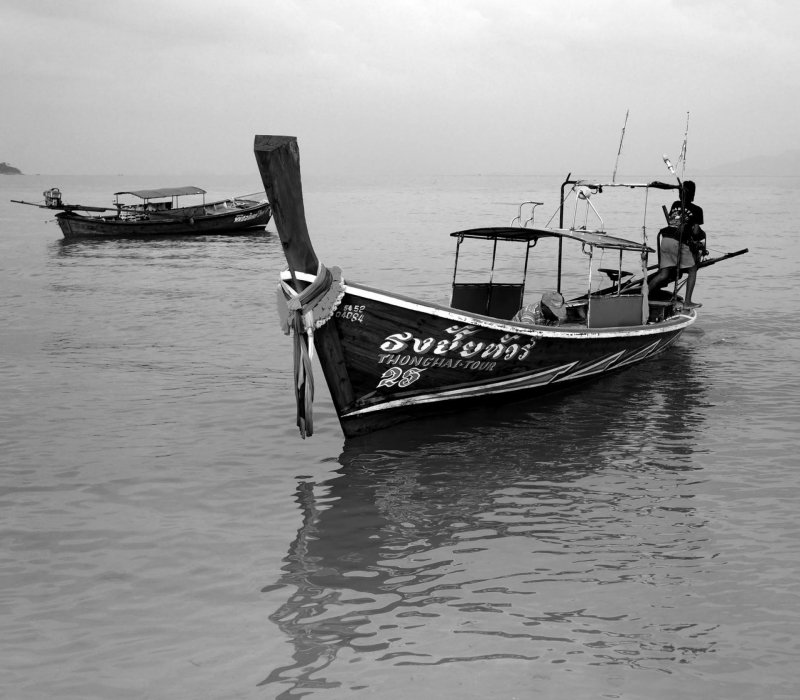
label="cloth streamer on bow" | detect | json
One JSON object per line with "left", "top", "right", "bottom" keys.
{"left": 276, "top": 263, "right": 344, "bottom": 438}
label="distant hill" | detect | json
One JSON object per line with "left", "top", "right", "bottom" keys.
{"left": 701, "top": 150, "right": 800, "bottom": 176}
{"left": 0, "top": 161, "right": 23, "bottom": 175}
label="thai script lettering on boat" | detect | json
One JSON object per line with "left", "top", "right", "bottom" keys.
{"left": 378, "top": 324, "right": 535, "bottom": 363}
{"left": 374, "top": 324, "right": 537, "bottom": 389}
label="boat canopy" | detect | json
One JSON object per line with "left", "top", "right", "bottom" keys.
{"left": 450, "top": 226, "right": 654, "bottom": 253}
{"left": 113, "top": 186, "right": 206, "bottom": 200}
{"left": 571, "top": 180, "right": 678, "bottom": 191}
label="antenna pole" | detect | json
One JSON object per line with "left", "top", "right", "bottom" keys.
{"left": 612, "top": 109, "right": 629, "bottom": 183}
{"left": 678, "top": 111, "right": 690, "bottom": 179}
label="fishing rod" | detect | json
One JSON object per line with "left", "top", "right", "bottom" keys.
{"left": 612, "top": 109, "right": 629, "bottom": 183}
{"left": 677, "top": 111, "right": 690, "bottom": 179}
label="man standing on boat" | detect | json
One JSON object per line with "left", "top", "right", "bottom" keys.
{"left": 648, "top": 180, "right": 706, "bottom": 309}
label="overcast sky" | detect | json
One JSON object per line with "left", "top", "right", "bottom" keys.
{"left": 2, "top": 0, "right": 797, "bottom": 178}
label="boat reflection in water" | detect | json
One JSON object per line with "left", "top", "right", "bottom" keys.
{"left": 260, "top": 344, "right": 719, "bottom": 696}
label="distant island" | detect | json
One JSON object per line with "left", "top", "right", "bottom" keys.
{"left": 701, "top": 150, "right": 800, "bottom": 177}
{"left": 0, "top": 161, "right": 22, "bottom": 175}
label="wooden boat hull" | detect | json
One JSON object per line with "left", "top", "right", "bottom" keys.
{"left": 55, "top": 200, "right": 271, "bottom": 239}
{"left": 302, "top": 273, "right": 695, "bottom": 437}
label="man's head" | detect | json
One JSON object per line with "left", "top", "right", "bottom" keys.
{"left": 541, "top": 290, "right": 566, "bottom": 323}
{"left": 682, "top": 180, "right": 696, "bottom": 202}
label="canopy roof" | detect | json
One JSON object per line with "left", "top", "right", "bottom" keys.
{"left": 450, "top": 226, "right": 654, "bottom": 253}
{"left": 571, "top": 180, "right": 678, "bottom": 190}
{"left": 113, "top": 186, "right": 206, "bottom": 200}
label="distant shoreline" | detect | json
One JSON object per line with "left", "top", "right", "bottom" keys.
{"left": 0, "top": 162, "right": 23, "bottom": 175}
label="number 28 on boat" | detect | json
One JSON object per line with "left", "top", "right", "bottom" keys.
{"left": 255, "top": 135, "right": 746, "bottom": 438}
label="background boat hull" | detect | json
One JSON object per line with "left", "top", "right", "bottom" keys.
{"left": 55, "top": 202, "right": 271, "bottom": 238}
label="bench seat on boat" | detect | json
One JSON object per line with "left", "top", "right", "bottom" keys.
{"left": 588, "top": 294, "right": 644, "bottom": 328}
{"left": 451, "top": 282, "right": 524, "bottom": 320}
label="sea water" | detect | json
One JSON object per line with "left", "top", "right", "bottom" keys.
{"left": 1, "top": 171, "right": 799, "bottom": 699}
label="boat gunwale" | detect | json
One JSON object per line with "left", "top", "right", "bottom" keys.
{"left": 282, "top": 270, "right": 697, "bottom": 339}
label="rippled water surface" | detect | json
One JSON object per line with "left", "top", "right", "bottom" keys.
{"left": 1, "top": 172, "right": 799, "bottom": 699}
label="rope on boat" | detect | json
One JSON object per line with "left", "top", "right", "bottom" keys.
{"left": 276, "top": 263, "right": 345, "bottom": 438}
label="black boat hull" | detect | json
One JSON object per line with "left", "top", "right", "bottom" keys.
{"left": 55, "top": 201, "right": 271, "bottom": 239}
{"left": 299, "top": 275, "right": 694, "bottom": 437}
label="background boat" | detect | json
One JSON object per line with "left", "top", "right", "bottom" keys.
{"left": 14, "top": 184, "right": 271, "bottom": 238}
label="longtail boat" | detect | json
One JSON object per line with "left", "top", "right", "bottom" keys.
{"left": 255, "top": 135, "right": 747, "bottom": 438}
{"left": 12, "top": 186, "right": 271, "bottom": 239}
